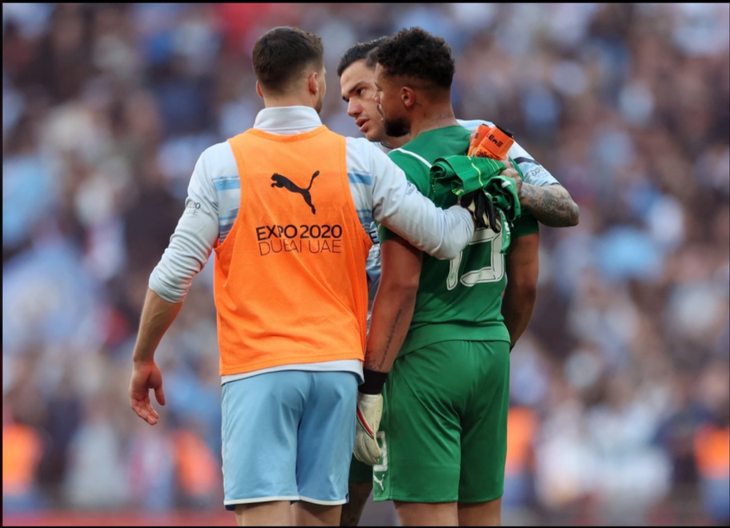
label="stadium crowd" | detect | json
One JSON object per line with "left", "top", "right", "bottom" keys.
{"left": 3, "top": 3, "right": 728, "bottom": 525}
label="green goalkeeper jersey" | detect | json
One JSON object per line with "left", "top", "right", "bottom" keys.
{"left": 379, "top": 125, "right": 538, "bottom": 356}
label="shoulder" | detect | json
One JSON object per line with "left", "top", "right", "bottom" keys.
{"left": 388, "top": 147, "right": 430, "bottom": 171}
{"left": 456, "top": 118, "right": 494, "bottom": 132}
{"left": 345, "top": 136, "right": 390, "bottom": 173}
{"left": 345, "top": 136, "right": 382, "bottom": 156}
{"left": 387, "top": 148, "right": 432, "bottom": 192}
{"left": 198, "top": 141, "right": 238, "bottom": 179}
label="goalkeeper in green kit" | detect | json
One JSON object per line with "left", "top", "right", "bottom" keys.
{"left": 353, "top": 28, "right": 540, "bottom": 527}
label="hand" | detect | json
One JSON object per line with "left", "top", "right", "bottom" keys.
{"left": 354, "top": 392, "right": 383, "bottom": 465}
{"left": 500, "top": 166, "right": 522, "bottom": 197}
{"left": 129, "top": 360, "right": 166, "bottom": 425}
{"left": 459, "top": 190, "right": 501, "bottom": 232}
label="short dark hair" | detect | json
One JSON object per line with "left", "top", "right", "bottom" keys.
{"left": 336, "top": 37, "right": 388, "bottom": 77}
{"left": 252, "top": 27, "right": 324, "bottom": 95}
{"left": 375, "top": 27, "right": 455, "bottom": 90}
{"left": 365, "top": 48, "right": 379, "bottom": 70}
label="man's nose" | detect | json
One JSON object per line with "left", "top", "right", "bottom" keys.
{"left": 347, "top": 100, "right": 361, "bottom": 118}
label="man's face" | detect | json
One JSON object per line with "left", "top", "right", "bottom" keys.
{"left": 340, "top": 60, "right": 386, "bottom": 142}
{"left": 374, "top": 63, "right": 410, "bottom": 139}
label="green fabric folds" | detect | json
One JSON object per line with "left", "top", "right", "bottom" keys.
{"left": 431, "top": 156, "right": 522, "bottom": 253}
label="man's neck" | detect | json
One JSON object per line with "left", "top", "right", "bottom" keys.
{"left": 381, "top": 135, "right": 410, "bottom": 150}
{"left": 409, "top": 101, "right": 458, "bottom": 139}
{"left": 263, "top": 95, "right": 315, "bottom": 110}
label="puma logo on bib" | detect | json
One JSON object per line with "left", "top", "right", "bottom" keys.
{"left": 271, "top": 171, "right": 320, "bottom": 214}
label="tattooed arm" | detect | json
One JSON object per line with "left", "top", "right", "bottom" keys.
{"left": 464, "top": 125, "right": 579, "bottom": 227}
{"left": 352, "top": 236, "right": 421, "bottom": 468}
{"left": 505, "top": 167, "right": 580, "bottom": 227}
{"left": 364, "top": 236, "right": 422, "bottom": 373}
{"left": 520, "top": 183, "right": 580, "bottom": 227}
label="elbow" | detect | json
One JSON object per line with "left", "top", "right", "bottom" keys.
{"left": 380, "top": 276, "right": 420, "bottom": 303}
{"left": 400, "top": 285, "right": 419, "bottom": 305}
{"left": 569, "top": 201, "right": 580, "bottom": 227}
{"left": 547, "top": 186, "right": 580, "bottom": 227}
{"left": 526, "top": 283, "right": 538, "bottom": 304}
{"left": 433, "top": 228, "right": 472, "bottom": 261}
{"left": 433, "top": 246, "right": 460, "bottom": 261}
{"left": 519, "top": 282, "right": 538, "bottom": 303}
{"left": 149, "top": 268, "right": 189, "bottom": 304}
{"left": 398, "top": 278, "right": 421, "bottom": 301}
{"left": 427, "top": 238, "right": 461, "bottom": 261}
{"left": 507, "top": 280, "right": 538, "bottom": 305}
{"left": 432, "top": 206, "right": 474, "bottom": 260}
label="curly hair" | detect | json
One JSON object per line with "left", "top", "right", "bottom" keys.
{"left": 337, "top": 37, "right": 388, "bottom": 77}
{"left": 374, "top": 27, "right": 455, "bottom": 90}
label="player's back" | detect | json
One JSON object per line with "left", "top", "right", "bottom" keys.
{"left": 381, "top": 125, "right": 536, "bottom": 357}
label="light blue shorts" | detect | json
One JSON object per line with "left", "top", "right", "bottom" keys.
{"left": 222, "top": 370, "right": 358, "bottom": 509}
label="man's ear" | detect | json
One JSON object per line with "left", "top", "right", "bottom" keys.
{"left": 256, "top": 81, "right": 264, "bottom": 99}
{"left": 401, "top": 86, "right": 417, "bottom": 109}
{"left": 308, "top": 71, "right": 319, "bottom": 96}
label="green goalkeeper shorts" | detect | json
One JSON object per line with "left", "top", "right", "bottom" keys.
{"left": 372, "top": 340, "right": 510, "bottom": 503}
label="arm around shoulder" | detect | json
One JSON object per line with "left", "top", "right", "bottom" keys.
{"left": 366, "top": 142, "right": 475, "bottom": 259}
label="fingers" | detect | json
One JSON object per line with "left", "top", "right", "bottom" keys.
{"left": 354, "top": 433, "right": 381, "bottom": 466}
{"left": 461, "top": 193, "right": 487, "bottom": 230}
{"left": 129, "top": 362, "right": 164, "bottom": 424}
{"left": 353, "top": 444, "right": 370, "bottom": 465}
{"left": 366, "top": 439, "right": 381, "bottom": 464}
{"left": 353, "top": 451, "right": 372, "bottom": 465}
{"left": 154, "top": 386, "right": 166, "bottom": 407}
{"left": 130, "top": 393, "right": 159, "bottom": 425}
{"left": 487, "top": 201, "right": 501, "bottom": 233}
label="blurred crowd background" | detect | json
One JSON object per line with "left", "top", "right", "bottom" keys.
{"left": 2, "top": 3, "right": 729, "bottom": 526}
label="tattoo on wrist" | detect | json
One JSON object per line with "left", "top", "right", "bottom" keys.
{"left": 365, "top": 309, "right": 403, "bottom": 371}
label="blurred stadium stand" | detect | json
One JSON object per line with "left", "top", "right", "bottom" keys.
{"left": 3, "top": 3, "right": 729, "bottom": 526}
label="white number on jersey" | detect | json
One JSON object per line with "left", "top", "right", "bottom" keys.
{"left": 446, "top": 228, "right": 504, "bottom": 290}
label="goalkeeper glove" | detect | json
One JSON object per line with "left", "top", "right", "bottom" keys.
{"left": 354, "top": 392, "right": 383, "bottom": 466}
{"left": 468, "top": 124, "right": 514, "bottom": 159}
{"left": 459, "top": 190, "right": 502, "bottom": 232}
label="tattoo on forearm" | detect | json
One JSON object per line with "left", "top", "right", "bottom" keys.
{"left": 520, "top": 184, "right": 579, "bottom": 227}
{"left": 366, "top": 309, "right": 403, "bottom": 372}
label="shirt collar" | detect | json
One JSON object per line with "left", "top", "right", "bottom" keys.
{"left": 253, "top": 106, "right": 323, "bottom": 134}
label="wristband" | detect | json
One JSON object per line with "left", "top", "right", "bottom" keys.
{"left": 359, "top": 369, "right": 388, "bottom": 395}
